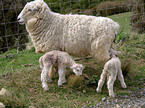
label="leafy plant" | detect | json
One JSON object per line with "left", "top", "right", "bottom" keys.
{"left": 116, "top": 32, "right": 130, "bottom": 43}
{"left": 130, "top": 0, "right": 145, "bottom": 33}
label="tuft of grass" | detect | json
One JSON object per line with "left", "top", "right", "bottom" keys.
{"left": 121, "top": 59, "right": 133, "bottom": 77}
{"left": 67, "top": 75, "right": 85, "bottom": 88}
{"left": 116, "top": 90, "right": 130, "bottom": 96}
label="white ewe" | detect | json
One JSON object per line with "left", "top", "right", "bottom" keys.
{"left": 17, "top": 0, "right": 120, "bottom": 61}
{"left": 96, "top": 49, "right": 127, "bottom": 97}
{"left": 39, "top": 50, "right": 85, "bottom": 91}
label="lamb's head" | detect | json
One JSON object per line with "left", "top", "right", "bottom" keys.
{"left": 17, "top": 0, "right": 48, "bottom": 25}
{"left": 70, "top": 64, "right": 85, "bottom": 76}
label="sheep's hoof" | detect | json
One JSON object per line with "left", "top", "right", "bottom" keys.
{"left": 62, "top": 80, "right": 67, "bottom": 84}
{"left": 96, "top": 88, "right": 101, "bottom": 93}
{"left": 58, "top": 84, "right": 63, "bottom": 87}
{"left": 48, "top": 79, "right": 52, "bottom": 83}
{"left": 109, "top": 94, "right": 115, "bottom": 98}
{"left": 58, "top": 81, "right": 63, "bottom": 86}
{"left": 44, "top": 89, "right": 49, "bottom": 92}
{"left": 43, "top": 88, "right": 49, "bottom": 92}
{"left": 122, "top": 84, "right": 127, "bottom": 88}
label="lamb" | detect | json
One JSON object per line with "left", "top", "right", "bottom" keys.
{"left": 96, "top": 49, "right": 127, "bottom": 97}
{"left": 39, "top": 50, "right": 85, "bottom": 91}
{"left": 17, "top": 0, "right": 120, "bottom": 61}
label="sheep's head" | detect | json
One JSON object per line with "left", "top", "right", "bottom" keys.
{"left": 70, "top": 64, "right": 85, "bottom": 76}
{"left": 17, "top": 0, "right": 45, "bottom": 25}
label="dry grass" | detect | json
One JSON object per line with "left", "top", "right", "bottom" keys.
{"left": 67, "top": 75, "right": 85, "bottom": 88}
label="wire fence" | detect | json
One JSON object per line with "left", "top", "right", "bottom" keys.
{"left": 0, "top": 0, "right": 144, "bottom": 75}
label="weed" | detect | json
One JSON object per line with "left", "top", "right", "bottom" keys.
{"left": 116, "top": 31, "right": 130, "bottom": 43}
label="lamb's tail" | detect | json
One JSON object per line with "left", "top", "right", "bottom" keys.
{"left": 48, "top": 65, "right": 53, "bottom": 78}
{"left": 39, "top": 56, "right": 43, "bottom": 69}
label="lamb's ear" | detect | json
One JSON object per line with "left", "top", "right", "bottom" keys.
{"left": 109, "top": 49, "right": 121, "bottom": 56}
{"left": 80, "top": 64, "right": 85, "bottom": 69}
{"left": 82, "top": 65, "right": 85, "bottom": 69}
{"left": 115, "top": 51, "right": 121, "bottom": 55}
{"left": 70, "top": 65, "right": 75, "bottom": 69}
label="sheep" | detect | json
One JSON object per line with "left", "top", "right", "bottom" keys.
{"left": 39, "top": 50, "right": 85, "bottom": 91}
{"left": 96, "top": 49, "right": 127, "bottom": 97}
{"left": 17, "top": 0, "right": 120, "bottom": 62}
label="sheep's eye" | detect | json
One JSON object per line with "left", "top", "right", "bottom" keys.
{"left": 33, "top": 9, "right": 39, "bottom": 12}
{"left": 28, "top": 9, "right": 31, "bottom": 11}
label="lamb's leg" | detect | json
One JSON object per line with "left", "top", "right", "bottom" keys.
{"left": 58, "top": 66, "right": 66, "bottom": 86}
{"left": 107, "top": 70, "right": 117, "bottom": 97}
{"left": 62, "top": 67, "right": 66, "bottom": 84}
{"left": 118, "top": 69, "right": 127, "bottom": 88}
{"left": 41, "top": 64, "right": 52, "bottom": 91}
{"left": 96, "top": 69, "right": 107, "bottom": 93}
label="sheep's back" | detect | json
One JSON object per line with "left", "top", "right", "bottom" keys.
{"left": 60, "top": 15, "right": 119, "bottom": 57}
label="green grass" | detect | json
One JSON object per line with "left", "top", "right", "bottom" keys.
{"left": 108, "top": 12, "right": 132, "bottom": 34}
{"left": 0, "top": 12, "right": 145, "bottom": 107}
{"left": 0, "top": 48, "right": 43, "bottom": 74}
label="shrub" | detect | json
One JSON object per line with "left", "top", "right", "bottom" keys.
{"left": 97, "top": 1, "right": 132, "bottom": 16}
{"left": 116, "top": 32, "right": 130, "bottom": 44}
{"left": 84, "top": 8, "right": 97, "bottom": 16}
{"left": 130, "top": 0, "right": 145, "bottom": 33}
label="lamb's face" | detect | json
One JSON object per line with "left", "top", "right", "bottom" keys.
{"left": 71, "top": 64, "right": 85, "bottom": 76}
{"left": 17, "top": 0, "right": 44, "bottom": 25}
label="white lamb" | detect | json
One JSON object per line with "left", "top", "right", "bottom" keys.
{"left": 96, "top": 49, "right": 127, "bottom": 97}
{"left": 39, "top": 50, "right": 85, "bottom": 91}
{"left": 17, "top": 0, "right": 120, "bottom": 61}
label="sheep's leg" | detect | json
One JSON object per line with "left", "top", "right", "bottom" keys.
{"left": 118, "top": 69, "right": 127, "bottom": 88}
{"left": 62, "top": 67, "right": 66, "bottom": 84}
{"left": 41, "top": 64, "right": 52, "bottom": 91}
{"left": 91, "top": 38, "right": 111, "bottom": 61}
{"left": 58, "top": 66, "right": 65, "bottom": 86}
{"left": 96, "top": 69, "right": 107, "bottom": 93}
{"left": 107, "top": 70, "right": 117, "bottom": 97}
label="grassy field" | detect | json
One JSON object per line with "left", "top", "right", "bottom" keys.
{"left": 0, "top": 12, "right": 145, "bottom": 107}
